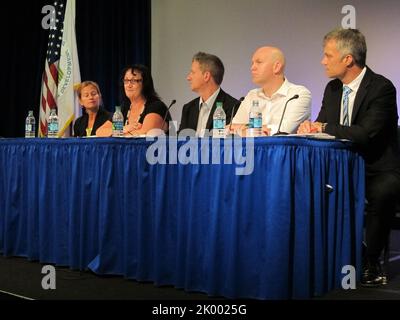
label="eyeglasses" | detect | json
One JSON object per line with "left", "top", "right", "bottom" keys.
{"left": 123, "top": 78, "right": 143, "bottom": 85}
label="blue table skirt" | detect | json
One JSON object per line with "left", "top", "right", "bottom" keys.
{"left": 0, "top": 137, "right": 365, "bottom": 299}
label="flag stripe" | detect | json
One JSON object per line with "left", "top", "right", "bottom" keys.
{"left": 49, "top": 63, "right": 58, "bottom": 85}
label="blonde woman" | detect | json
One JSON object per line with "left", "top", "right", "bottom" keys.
{"left": 73, "top": 81, "right": 111, "bottom": 137}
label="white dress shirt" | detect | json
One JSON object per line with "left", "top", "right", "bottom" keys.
{"left": 340, "top": 67, "right": 367, "bottom": 125}
{"left": 196, "top": 87, "right": 220, "bottom": 137}
{"left": 232, "top": 79, "right": 311, "bottom": 134}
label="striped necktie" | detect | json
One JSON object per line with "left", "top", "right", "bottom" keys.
{"left": 342, "top": 86, "right": 352, "bottom": 126}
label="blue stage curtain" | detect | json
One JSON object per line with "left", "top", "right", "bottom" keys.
{"left": 0, "top": 137, "right": 364, "bottom": 299}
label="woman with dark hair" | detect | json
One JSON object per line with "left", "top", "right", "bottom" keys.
{"left": 97, "top": 65, "right": 171, "bottom": 137}
{"left": 73, "top": 81, "right": 112, "bottom": 137}
{"left": 121, "top": 64, "right": 171, "bottom": 135}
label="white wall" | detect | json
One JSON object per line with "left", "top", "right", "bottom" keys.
{"left": 152, "top": 0, "right": 400, "bottom": 125}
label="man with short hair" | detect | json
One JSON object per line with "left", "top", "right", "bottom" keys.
{"left": 179, "top": 52, "right": 239, "bottom": 136}
{"left": 298, "top": 28, "right": 400, "bottom": 287}
{"left": 231, "top": 46, "right": 311, "bottom": 135}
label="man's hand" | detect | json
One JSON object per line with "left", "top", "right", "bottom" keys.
{"left": 297, "top": 120, "right": 312, "bottom": 134}
{"left": 312, "top": 122, "right": 323, "bottom": 133}
{"left": 228, "top": 123, "right": 248, "bottom": 137}
{"left": 297, "top": 121, "right": 323, "bottom": 134}
{"left": 262, "top": 125, "right": 271, "bottom": 136}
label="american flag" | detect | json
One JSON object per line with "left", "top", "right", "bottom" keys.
{"left": 39, "top": 0, "right": 80, "bottom": 137}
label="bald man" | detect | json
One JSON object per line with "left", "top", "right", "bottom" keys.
{"left": 231, "top": 46, "right": 311, "bottom": 135}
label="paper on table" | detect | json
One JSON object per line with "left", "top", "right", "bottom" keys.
{"left": 123, "top": 134, "right": 147, "bottom": 138}
{"left": 286, "top": 133, "right": 337, "bottom": 139}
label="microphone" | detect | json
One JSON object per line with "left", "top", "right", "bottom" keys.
{"left": 273, "top": 94, "right": 299, "bottom": 135}
{"left": 161, "top": 99, "right": 176, "bottom": 132}
{"left": 228, "top": 97, "right": 245, "bottom": 133}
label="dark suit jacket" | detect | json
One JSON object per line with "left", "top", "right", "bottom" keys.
{"left": 316, "top": 67, "right": 400, "bottom": 173}
{"left": 73, "top": 108, "right": 111, "bottom": 137}
{"left": 179, "top": 89, "right": 239, "bottom": 132}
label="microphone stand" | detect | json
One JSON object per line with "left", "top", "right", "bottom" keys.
{"left": 161, "top": 99, "right": 176, "bottom": 133}
{"left": 273, "top": 94, "right": 299, "bottom": 136}
{"left": 228, "top": 97, "right": 245, "bottom": 134}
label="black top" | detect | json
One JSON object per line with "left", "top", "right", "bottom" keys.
{"left": 140, "top": 100, "right": 171, "bottom": 124}
{"left": 73, "top": 108, "right": 112, "bottom": 137}
{"left": 122, "top": 100, "right": 171, "bottom": 125}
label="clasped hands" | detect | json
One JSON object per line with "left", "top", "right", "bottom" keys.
{"left": 124, "top": 122, "right": 143, "bottom": 136}
{"left": 297, "top": 121, "right": 323, "bottom": 134}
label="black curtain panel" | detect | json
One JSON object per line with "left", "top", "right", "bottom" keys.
{"left": 0, "top": 0, "right": 150, "bottom": 138}
{"left": 76, "top": 0, "right": 151, "bottom": 112}
{"left": 0, "top": 0, "right": 49, "bottom": 138}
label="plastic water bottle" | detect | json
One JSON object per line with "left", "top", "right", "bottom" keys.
{"left": 112, "top": 106, "right": 124, "bottom": 137}
{"left": 25, "top": 110, "right": 36, "bottom": 138}
{"left": 212, "top": 102, "right": 226, "bottom": 138}
{"left": 248, "top": 100, "right": 262, "bottom": 137}
{"left": 48, "top": 109, "right": 59, "bottom": 138}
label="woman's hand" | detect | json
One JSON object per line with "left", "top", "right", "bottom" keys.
{"left": 123, "top": 122, "right": 142, "bottom": 135}
{"left": 96, "top": 120, "right": 112, "bottom": 137}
